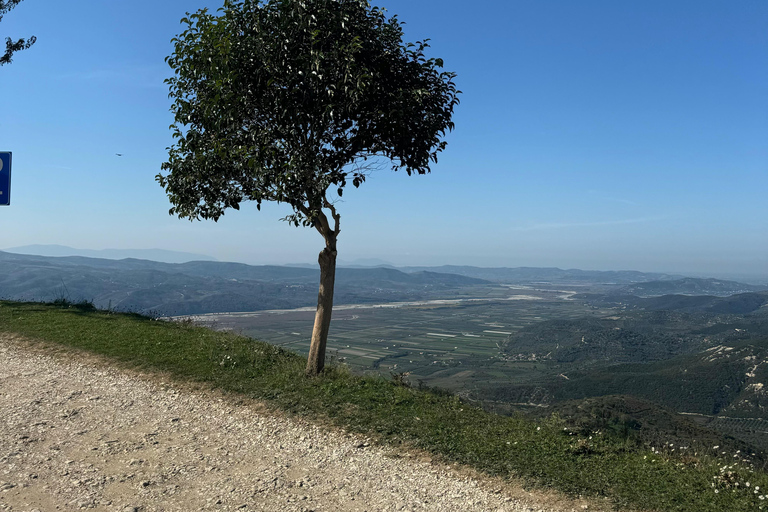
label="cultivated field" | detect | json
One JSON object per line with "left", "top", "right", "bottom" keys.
{"left": 185, "top": 285, "right": 614, "bottom": 393}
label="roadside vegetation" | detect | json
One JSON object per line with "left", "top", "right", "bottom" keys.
{"left": 1, "top": 299, "right": 767, "bottom": 512}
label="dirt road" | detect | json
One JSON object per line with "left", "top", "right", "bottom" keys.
{"left": 0, "top": 334, "right": 597, "bottom": 512}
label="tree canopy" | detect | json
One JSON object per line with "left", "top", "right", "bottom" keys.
{"left": 0, "top": 0, "right": 35, "bottom": 66}
{"left": 158, "top": 0, "right": 459, "bottom": 374}
{"left": 159, "top": 0, "right": 458, "bottom": 225}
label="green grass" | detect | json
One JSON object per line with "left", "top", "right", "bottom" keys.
{"left": 2, "top": 300, "right": 767, "bottom": 512}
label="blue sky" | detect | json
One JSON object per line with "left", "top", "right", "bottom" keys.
{"left": 1, "top": 0, "right": 766, "bottom": 278}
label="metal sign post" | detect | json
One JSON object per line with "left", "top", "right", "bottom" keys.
{"left": 0, "top": 152, "right": 11, "bottom": 206}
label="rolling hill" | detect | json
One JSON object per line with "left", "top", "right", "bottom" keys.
{"left": 0, "top": 251, "right": 489, "bottom": 316}
{"left": 617, "top": 277, "right": 767, "bottom": 297}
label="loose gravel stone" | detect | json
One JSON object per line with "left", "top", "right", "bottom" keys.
{"left": 0, "top": 335, "right": 603, "bottom": 511}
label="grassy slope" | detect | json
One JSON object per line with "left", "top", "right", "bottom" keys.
{"left": 1, "top": 300, "right": 767, "bottom": 512}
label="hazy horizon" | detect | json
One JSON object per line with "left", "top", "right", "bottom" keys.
{"left": 3, "top": 243, "right": 767, "bottom": 284}
{"left": 1, "top": 1, "right": 765, "bottom": 281}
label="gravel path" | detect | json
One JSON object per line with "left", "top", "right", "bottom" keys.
{"left": 0, "top": 335, "right": 598, "bottom": 512}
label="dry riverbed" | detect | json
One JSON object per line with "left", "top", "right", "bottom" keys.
{"left": 0, "top": 334, "right": 609, "bottom": 512}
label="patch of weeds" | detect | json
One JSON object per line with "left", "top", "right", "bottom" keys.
{"left": 390, "top": 371, "right": 411, "bottom": 387}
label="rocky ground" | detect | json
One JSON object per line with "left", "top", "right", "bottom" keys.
{"left": 0, "top": 334, "right": 609, "bottom": 512}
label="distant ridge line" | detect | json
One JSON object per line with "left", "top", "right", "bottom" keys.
{"left": 3, "top": 244, "right": 217, "bottom": 264}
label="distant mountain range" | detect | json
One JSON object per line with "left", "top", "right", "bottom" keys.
{"left": 3, "top": 244, "right": 217, "bottom": 264}
{"left": 0, "top": 251, "right": 488, "bottom": 316}
{"left": 1, "top": 249, "right": 765, "bottom": 317}
{"left": 398, "top": 265, "right": 681, "bottom": 284}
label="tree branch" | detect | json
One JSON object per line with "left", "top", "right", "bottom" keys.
{"left": 296, "top": 200, "right": 332, "bottom": 242}
{"left": 323, "top": 195, "right": 341, "bottom": 236}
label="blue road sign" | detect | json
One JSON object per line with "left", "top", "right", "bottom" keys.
{"left": 0, "top": 152, "right": 10, "bottom": 206}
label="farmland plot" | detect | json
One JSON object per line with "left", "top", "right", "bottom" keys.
{"left": 186, "top": 289, "right": 610, "bottom": 392}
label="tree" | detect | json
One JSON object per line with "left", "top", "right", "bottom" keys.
{"left": 158, "top": 0, "right": 459, "bottom": 375}
{"left": 0, "top": 0, "right": 35, "bottom": 65}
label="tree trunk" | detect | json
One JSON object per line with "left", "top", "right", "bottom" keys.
{"left": 305, "top": 240, "right": 337, "bottom": 376}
